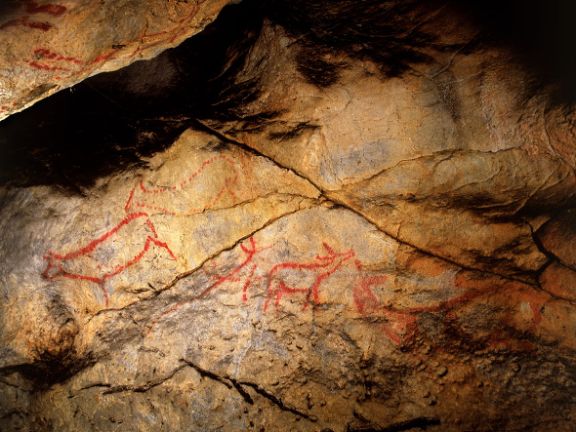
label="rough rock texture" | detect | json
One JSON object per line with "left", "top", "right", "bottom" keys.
{"left": 1, "top": 1, "right": 576, "bottom": 431}
{"left": 0, "top": 0, "right": 231, "bottom": 121}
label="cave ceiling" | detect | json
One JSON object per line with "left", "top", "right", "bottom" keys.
{"left": 1, "top": 1, "right": 576, "bottom": 431}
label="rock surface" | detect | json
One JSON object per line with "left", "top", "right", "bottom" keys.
{"left": 1, "top": 1, "right": 576, "bottom": 431}
{"left": 0, "top": 0, "right": 231, "bottom": 121}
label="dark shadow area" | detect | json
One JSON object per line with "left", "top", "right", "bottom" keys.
{"left": 0, "top": 0, "right": 448, "bottom": 193}
{"left": 0, "top": 1, "right": 21, "bottom": 19}
{"left": 453, "top": 0, "right": 576, "bottom": 105}
{"left": 263, "top": 0, "right": 441, "bottom": 83}
{"left": 1, "top": 0, "right": 576, "bottom": 192}
{"left": 0, "top": 0, "right": 264, "bottom": 193}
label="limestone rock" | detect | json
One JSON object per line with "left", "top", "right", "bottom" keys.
{"left": 206, "top": 21, "right": 576, "bottom": 280}
{"left": 540, "top": 262, "right": 576, "bottom": 302}
{"left": 1, "top": 1, "right": 576, "bottom": 431}
{"left": 537, "top": 208, "right": 576, "bottom": 269}
{"left": 0, "top": 0, "right": 231, "bottom": 121}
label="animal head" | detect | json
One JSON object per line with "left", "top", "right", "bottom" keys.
{"left": 315, "top": 242, "right": 355, "bottom": 263}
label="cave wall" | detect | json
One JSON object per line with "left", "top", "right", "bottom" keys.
{"left": 0, "top": 0, "right": 232, "bottom": 121}
{"left": 1, "top": 1, "right": 576, "bottom": 431}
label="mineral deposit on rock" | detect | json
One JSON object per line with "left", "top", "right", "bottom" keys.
{"left": 1, "top": 1, "right": 576, "bottom": 431}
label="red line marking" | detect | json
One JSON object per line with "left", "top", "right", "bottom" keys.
{"left": 352, "top": 273, "right": 419, "bottom": 345}
{"left": 145, "top": 218, "right": 158, "bottom": 238}
{"left": 263, "top": 243, "right": 355, "bottom": 312}
{"left": 48, "top": 212, "right": 150, "bottom": 260}
{"left": 352, "top": 271, "right": 497, "bottom": 345}
{"left": 125, "top": 155, "right": 240, "bottom": 216}
{"left": 25, "top": 1, "right": 67, "bottom": 16}
{"left": 272, "top": 281, "right": 308, "bottom": 308}
{"left": 42, "top": 212, "right": 175, "bottom": 306}
{"left": 17, "top": 1, "right": 201, "bottom": 79}
{"left": 88, "top": 50, "right": 117, "bottom": 65}
{"left": 200, "top": 237, "right": 258, "bottom": 299}
{"left": 352, "top": 270, "right": 549, "bottom": 348}
{"left": 134, "top": 202, "right": 177, "bottom": 216}
{"left": 25, "top": 20, "right": 52, "bottom": 31}
{"left": 84, "top": 5, "right": 201, "bottom": 68}
{"left": 0, "top": 19, "right": 23, "bottom": 30}
{"left": 530, "top": 302, "right": 543, "bottom": 326}
{"left": 34, "top": 48, "right": 82, "bottom": 64}
{"left": 1, "top": 17, "right": 52, "bottom": 32}
{"left": 27, "top": 60, "right": 69, "bottom": 71}
{"left": 81, "top": 1, "right": 205, "bottom": 69}
{"left": 124, "top": 185, "right": 137, "bottom": 212}
{"left": 43, "top": 153, "right": 241, "bottom": 308}
{"left": 353, "top": 274, "right": 388, "bottom": 314}
{"left": 1, "top": 1, "right": 66, "bottom": 32}
{"left": 379, "top": 310, "right": 419, "bottom": 346}
{"left": 242, "top": 265, "right": 257, "bottom": 303}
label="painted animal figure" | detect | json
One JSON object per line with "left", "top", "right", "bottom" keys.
{"left": 353, "top": 273, "right": 418, "bottom": 346}
{"left": 0, "top": 1, "right": 67, "bottom": 32}
{"left": 353, "top": 271, "right": 547, "bottom": 347}
{"left": 264, "top": 243, "right": 355, "bottom": 311}
{"left": 42, "top": 212, "right": 176, "bottom": 306}
{"left": 124, "top": 154, "right": 239, "bottom": 216}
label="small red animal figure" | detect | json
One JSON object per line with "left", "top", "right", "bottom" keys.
{"left": 352, "top": 268, "right": 548, "bottom": 348}
{"left": 0, "top": 1, "right": 67, "bottom": 32}
{"left": 124, "top": 155, "right": 239, "bottom": 216}
{"left": 264, "top": 243, "right": 355, "bottom": 312}
{"left": 353, "top": 272, "right": 418, "bottom": 346}
{"left": 24, "top": 1, "right": 67, "bottom": 16}
{"left": 42, "top": 212, "right": 176, "bottom": 306}
{"left": 28, "top": 48, "right": 83, "bottom": 70}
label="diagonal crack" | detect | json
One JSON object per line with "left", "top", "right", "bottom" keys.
{"left": 87, "top": 197, "right": 317, "bottom": 323}
{"left": 145, "top": 192, "right": 320, "bottom": 217}
{"left": 181, "top": 358, "right": 317, "bottom": 422}
{"left": 150, "top": 201, "right": 314, "bottom": 298}
{"left": 340, "top": 151, "right": 456, "bottom": 189}
{"left": 192, "top": 118, "right": 324, "bottom": 193}
{"left": 205, "top": 192, "right": 321, "bottom": 214}
{"left": 181, "top": 359, "right": 252, "bottom": 404}
{"left": 76, "top": 382, "right": 111, "bottom": 392}
{"left": 326, "top": 196, "right": 539, "bottom": 287}
{"left": 237, "top": 379, "right": 318, "bottom": 422}
{"left": 530, "top": 223, "right": 576, "bottom": 274}
{"left": 195, "top": 119, "right": 544, "bottom": 287}
{"left": 101, "top": 364, "right": 187, "bottom": 395}
{"left": 523, "top": 217, "right": 576, "bottom": 306}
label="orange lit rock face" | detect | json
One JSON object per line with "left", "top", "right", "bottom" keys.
{"left": 0, "top": 0, "right": 231, "bottom": 121}
{"left": 1, "top": 2, "right": 576, "bottom": 432}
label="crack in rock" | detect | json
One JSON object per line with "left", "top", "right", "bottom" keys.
{"left": 182, "top": 359, "right": 317, "bottom": 422}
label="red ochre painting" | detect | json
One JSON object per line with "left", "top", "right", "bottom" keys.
{"left": 124, "top": 154, "right": 239, "bottom": 215}
{"left": 42, "top": 154, "right": 237, "bottom": 305}
{"left": 0, "top": 1, "right": 67, "bottom": 33}
{"left": 42, "top": 155, "right": 546, "bottom": 349}
{"left": 42, "top": 212, "right": 176, "bottom": 306}
{"left": 146, "top": 237, "right": 545, "bottom": 349}
{"left": 1, "top": 0, "right": 207, "bottom": 81}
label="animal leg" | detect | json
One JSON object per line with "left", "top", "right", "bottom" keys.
{"left": 148, "top": 236, "right": 177, "bottom": 260}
